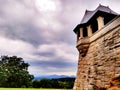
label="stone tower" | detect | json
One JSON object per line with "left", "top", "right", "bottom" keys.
{"left": 73, "top": 5, "right": 120, "bottom": 90}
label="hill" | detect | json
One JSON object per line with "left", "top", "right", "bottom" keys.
{"left": 34, "top": 74, "right": 75, "bottom": 80}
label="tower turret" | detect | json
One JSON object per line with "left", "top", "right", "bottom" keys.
{"left": 74, "top": 4, "right": 118, "bottom": 57}
{"left": 73, "top": 5, "right": 119, "bottom": 90}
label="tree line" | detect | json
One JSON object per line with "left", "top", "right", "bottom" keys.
{"left": 32, "top": 78, "right": 75, "bottom": 89}
{"left": 0, "top": 55, "right": 75, "bottom": 89}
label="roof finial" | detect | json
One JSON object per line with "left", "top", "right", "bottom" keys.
{"left": 99, "top": 3, "right": 101, "bottom": 6}
{"left": 85, "top": 9, "right": 88, "bottom": 13}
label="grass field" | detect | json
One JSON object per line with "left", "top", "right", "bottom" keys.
{"left": 0, "top": 88, "right": 72, "bottom": 90}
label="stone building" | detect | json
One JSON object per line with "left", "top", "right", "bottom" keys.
{"left": 73, "top": 5, "right": 120, "bottom": 90}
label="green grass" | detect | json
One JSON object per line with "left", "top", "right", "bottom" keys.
{"left": 0, "top": 88, "right": 72, "bottom": 90}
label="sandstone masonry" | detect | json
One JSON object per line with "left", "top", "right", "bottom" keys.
{"left": 73, "top": 5, "right": 120, "bottom": 90}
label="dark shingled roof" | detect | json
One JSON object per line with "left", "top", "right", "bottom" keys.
{"left": 80, "top": 4, "right": 118, "bottom": 24}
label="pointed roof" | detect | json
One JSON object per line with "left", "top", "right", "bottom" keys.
{"left": 80, "top": 4, "right": 118, "bottom": 24}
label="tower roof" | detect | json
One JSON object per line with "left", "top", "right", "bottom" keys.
{"left": 80, "top": 4, "right": 118, "bottom": 24}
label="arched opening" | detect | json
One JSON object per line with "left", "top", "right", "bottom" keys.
{"left": 76, "top": 30, "right": 80, "bottom": 41}
{"left": 78, "top": 30, "right": 80, "bottom": 38}
{"left": 91, "top": 19, "right": 98, "bottom": 33}
{"left": 83, "top": 27, "right": 88, "bottom": 37}
{"left": 104, "top": 15, "right": 116, "bottom": 25}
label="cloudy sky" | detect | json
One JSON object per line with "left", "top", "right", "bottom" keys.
{"left": 0, "top": 0, "right": 120, "bottom": 77}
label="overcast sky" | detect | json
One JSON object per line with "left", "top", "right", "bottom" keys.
{"left": 0, "top": 0, "right": 120, "bottom": 77}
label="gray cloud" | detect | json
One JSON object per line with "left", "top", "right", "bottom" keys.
{"left": 0, "top": 0, "right": 119, "bottom": 76}
{"left": 30, "top": 60, "right": 75, "bottom": 69}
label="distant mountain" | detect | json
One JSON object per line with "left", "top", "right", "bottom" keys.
{"left": 34, "top": 74, "right": 75, "bottom": 80}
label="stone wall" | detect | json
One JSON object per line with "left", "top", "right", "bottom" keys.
{"left": 74, "top": 16, "right": 120, "bottom": 90}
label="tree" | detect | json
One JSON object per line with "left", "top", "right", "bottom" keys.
{"left": 39, "top": 79, "right": 52, "bottom": 88}
{"left": 32, "top": 80, "right": 40, "bottom": 88}
{"left": 0, "top": 55, "right": 34, "bottom": 87}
